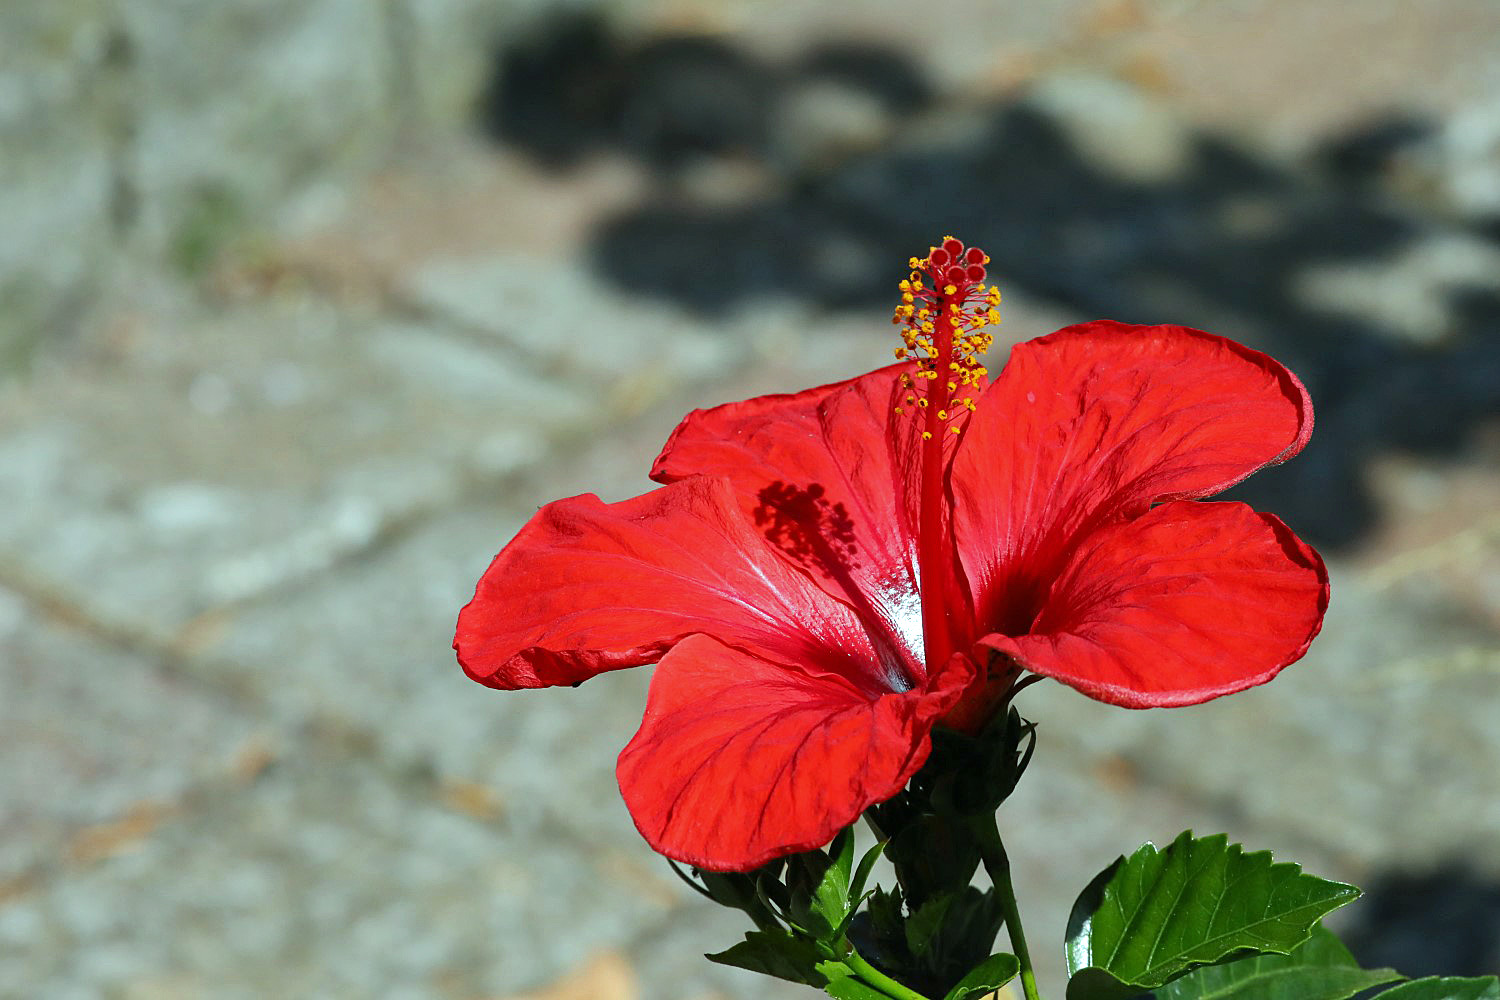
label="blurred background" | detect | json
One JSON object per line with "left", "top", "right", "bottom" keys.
{"left": 2, "top": 1, "right": 1499, "bottom": 996}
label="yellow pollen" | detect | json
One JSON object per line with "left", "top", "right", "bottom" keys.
{"left": 890, "top": 239, "right": 1001, "bottom": 428}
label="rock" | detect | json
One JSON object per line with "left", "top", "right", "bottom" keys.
{"left": 1019, "top": 72, "right": 1194, "bottom": 184}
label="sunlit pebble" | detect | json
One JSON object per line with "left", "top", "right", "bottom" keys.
{"left": 188, "top": 372, "right": 234, "bottom": 415}
{"left": 136, "top": 483, "right": 238, "bottom": 535}
{"left": 0, "top": 588, "right": 25, "bottom": 638}
{"left": 261, "top": 361, "right": 308, "bottom": 407}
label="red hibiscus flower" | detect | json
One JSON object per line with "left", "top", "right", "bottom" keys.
{"left": 454, "top": 238, "right": 1328, "bottom": 872}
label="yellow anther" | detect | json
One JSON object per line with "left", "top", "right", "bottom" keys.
{"left": 950, "top": 425, "right": 962, "bottom": 434}
{"left": 892, "top": 242, "right": 1001, "bottom": 434}
{"left": 922, "top": 431, "right": 933, "bottom": 440}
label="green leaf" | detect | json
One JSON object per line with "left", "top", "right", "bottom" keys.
{"left": 816, "top": 959, "right": 857, "bottom": 983}
{"left": 943, "top": 952, "right": 1022, "bottom": 1000}
{"left": 1064, "top": 832, "right": 1361, "bottom": 1000}
{"left": 825, "top": 978, "right": 893, "bottom": 1000}
{"left": 706, "top": 929, "right": 826, "bottom": 985}
{"left": 1153, "top": 925, "right": 1401, "bottom": 1000}
{"left": 1375, "top": 977, "right": 1500, "bottom": 1000}
{"left": 906, "top": 893, "right": 957, "bottom": 959}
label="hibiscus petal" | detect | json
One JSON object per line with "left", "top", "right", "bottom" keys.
{"left": 651, "top": 365, "right": 904, "bottom": 495}
{"left": 980, "top": 501, "right": 1328, "bottom": 708}
{"left": 617, "top": 635, "right": 975, "bottom": 870}
{"left": 454, "top": 476, "right": 891, "bottom": 691}
{"left": 650, "top": 364, "right": 930, "bottom": 680}
{"left": 951, "top": 321, "right": 1313, "bottom": 631}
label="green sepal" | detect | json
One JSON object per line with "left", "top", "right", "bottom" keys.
{"left": 1064, "top": 832, "right": 1361, "bottom": 999}
{"left": 942, "top": 952, "right": 1022, "bottom": 1000}
{"left": 1375, "top": 977, "right": 1500, "bottom": 1000}
{"left": 783, "top": 829, "right": 856, "bottom": 941}
{"left": 1153, "top": 924, "right": 1401, "bottom": 1000}
{"left": 811, "top": 827, "right": 857, "bottom": 937}
{"left": 684, "top": 863, "right": 785, "bottom": 932}
{"left": 850, "top": 838, "right": 888, "bottom": 904}
{"left": 855, "top": 884, "right": 912, "bottom": 976}
{"left": 706, "top": 928, "right": 827, "bottom": 985}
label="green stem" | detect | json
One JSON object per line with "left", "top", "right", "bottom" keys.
{"left": 973, "top": 813, "right": 1043, "bottom": 1000}
{"left": 843, "top": 946, "right": 934, "bottom": 1000}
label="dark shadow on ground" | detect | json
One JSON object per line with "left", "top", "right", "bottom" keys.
{"left": 1343, "top": 864, "right": 1500, "bottom": 978}
{"left": 477, "top": 12, "right": 1500, "bottom": 554}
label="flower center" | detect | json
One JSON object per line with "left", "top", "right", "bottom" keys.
{"left": 891, "top": 237, "right": 1001, "bottom": 672}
